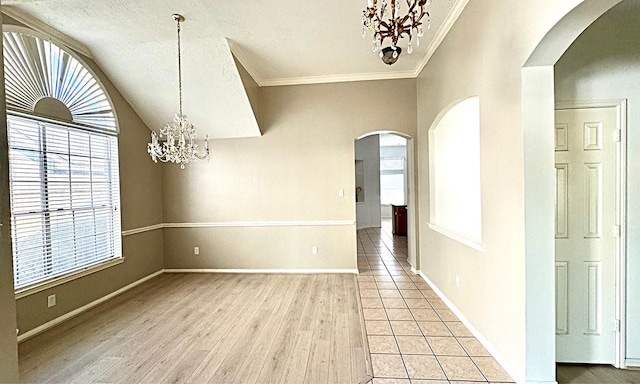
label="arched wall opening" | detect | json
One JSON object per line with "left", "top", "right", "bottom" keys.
{"left": 522, "top": 0, "right": 623, "bottom": 381}
{"left": 354, "top": 131, "right": 419, "bottom": 270}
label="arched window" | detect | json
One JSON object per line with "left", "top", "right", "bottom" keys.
{"left": 3, "top": 27, "right": 122, "bottom": 292}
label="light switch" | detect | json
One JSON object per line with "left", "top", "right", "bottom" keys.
{"left": 338, "top": 189, "right": 344, "bottom": 197}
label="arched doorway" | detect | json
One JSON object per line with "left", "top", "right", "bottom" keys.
{"left": 354, "top": 131, "right": 419, "bottom": 272}
{"left": 522, "top": 0, "right": 625, "bottom": 379}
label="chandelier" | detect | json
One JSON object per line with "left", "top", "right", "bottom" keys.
{"left": 148, "top": 14, "right": 210, "bottom": 169}
{"left": 362, "top": 0, "right": 431, "bottom": 65}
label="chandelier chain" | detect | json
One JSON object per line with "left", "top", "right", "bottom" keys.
{"left": 176, "top": 16, "right": 183, "bottom": 116}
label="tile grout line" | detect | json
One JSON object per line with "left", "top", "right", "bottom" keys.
{"left": 358, "top": 224, "right": 498, "bottom": 384}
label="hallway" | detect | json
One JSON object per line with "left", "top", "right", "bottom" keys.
{"left": 357, "top": 223, "right": 514, "bottom": 383}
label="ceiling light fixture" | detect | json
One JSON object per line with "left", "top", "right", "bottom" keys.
{"left": 148, "top": 13, "right": 210, "bottom": 169}
{"left": 362, "top": 0, "right": 431, "bottom": 65}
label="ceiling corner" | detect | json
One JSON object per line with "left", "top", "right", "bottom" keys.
{"left": 413, "top": 0, "right": 470, "bottom": 77}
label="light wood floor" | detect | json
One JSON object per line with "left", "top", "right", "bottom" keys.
{"left": 18, "top": 273, "right": 372, "bottom": 384}
{"left": 557, "top": 364, "right": 640, "bottom": 384}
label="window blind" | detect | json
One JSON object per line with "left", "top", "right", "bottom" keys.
{"left": 7, "top": 114, "right": 122, "bottom": 290}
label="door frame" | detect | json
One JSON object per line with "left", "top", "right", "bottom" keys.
{"left": 555, "top": 99, "right": 627, "bottom": 368}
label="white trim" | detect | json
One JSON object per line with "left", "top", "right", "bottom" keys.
{"left": 259, "top": 70, "right": 417, "bottom": 87}
{"left": 418, "top": 271, "right": 522, "bottom": 384}
{"left": 227, "top": 40, "right": 264, "bottom": 89}
{"left": 17, "top": 270, "right": 163, "bottom": 343}
{"left": 555, "top": 99, "right": 627, "bottom": 110}
{"left": 1, "top": 8, "right": 93, "bottom": 59}
{"left": 15, "top": 258, "right": 125, "bottom": 299}
{"left": 122, "top": 223, "right": 163, "bottom": 237}
{"left": 413, "top": 0, "right": 470, "bottom": 77}
{"left": 121, "top": 220, "right": 355, "bottom": 236}
{"left": 163, "top": 220, "right": 355, "bottom": 228}
{"left": 625, "top": 358, "right": 640, "bottom": 367}
{"left": 410, "top": 267, "right": 418, "bottom": 275}
{"left": 164, "top": 269, "right": 359, "bottom": 274}
{"left": 427, "top": 223, "right": 485, "bottom": 252}
{"left": 555, "top": 99, "right": 627, "bottom": 368}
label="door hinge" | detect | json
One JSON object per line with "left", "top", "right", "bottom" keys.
{"left": 615, "top": 319, "right": 621, "bottom": 332}
{"left": 615, "top": 225, "right": 621, "bottom": 238}
{"left": 615, "top": 129, "right": 622, "bottom": 142}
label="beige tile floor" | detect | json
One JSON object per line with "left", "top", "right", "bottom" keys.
{"left": 358, "top": 222, "right": 515, "bottom": 384}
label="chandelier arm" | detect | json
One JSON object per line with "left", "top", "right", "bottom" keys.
{"left": 405, "top": 0, "right": 417, "bottom": 15}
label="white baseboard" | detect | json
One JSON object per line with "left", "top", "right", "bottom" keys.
{"left": 410, "top": 267, "right": 419, "bottom": 274}
{"left": 526, "top": 381, "right": 558, "bottom": 384}
{"left": 17, "top": 270, "right": 164, "bottom": 343}
{"left": 163, "top": 268, "right": 359, "bottom": 274}
{"left": 418, "top": 271, "right": 522, "bottom": 384}
{"left": 626, "top": 358, "right": 640, "bottom": 367}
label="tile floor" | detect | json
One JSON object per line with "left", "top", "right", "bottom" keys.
{"left": 357, "top": 222, "right": 515, "bottom": 384}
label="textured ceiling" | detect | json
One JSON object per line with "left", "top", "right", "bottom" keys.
{"left": 2, "top": 0, "right": 463, "bottom": 138}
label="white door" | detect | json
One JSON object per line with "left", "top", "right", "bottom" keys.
{"left": 555, "top": 107, "right": 619, "bottom": 364}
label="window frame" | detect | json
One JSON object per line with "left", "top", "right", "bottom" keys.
{"left": 3, "top": 27, "right": 123, "bottom": 297}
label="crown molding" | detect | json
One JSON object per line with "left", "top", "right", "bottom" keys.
{"left": 227, "top": 40, "right": 265, "bottom": 87}
{"left": 412, "top": 0, "right": 469, "bottom": 77}
{"left": 259, "top": 70, "right": 417, "bottom": 87}
{"left": 2, "top": 7, "right": 93, "bottom": 59}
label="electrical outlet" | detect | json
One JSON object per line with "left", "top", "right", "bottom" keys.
{"left": 194, "top": 246, "right": 200, "bottom": 255}
{"left": 47, "top": 294, "right": 56, "bottom": 308}
{"left": 455, "top": 274, "right": 460, "bottom": 288}
{"left": 312, "top": 246, "right": 318, "bottom": 255}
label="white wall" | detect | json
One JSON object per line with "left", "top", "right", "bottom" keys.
{"left": 356, "top": 135, "right": 381, "bottom": 229}
{"left": 555, "top": 0, "right": 640, "bottom": 361}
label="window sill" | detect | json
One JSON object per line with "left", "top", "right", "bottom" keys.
{"left": 15, "top": 257, "right": 125, "bottom": 299}
{"left": 428, "top": 223, "right": 484, "bottom": 252}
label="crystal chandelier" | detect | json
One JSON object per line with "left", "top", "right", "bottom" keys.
{"left": 362, "top": 0, "right": 431, "bottom": 65}
{"left": 148, "top": 14, "right": 210, "bottom": 169}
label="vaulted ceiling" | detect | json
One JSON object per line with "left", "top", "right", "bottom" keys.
{"left": 2, "top": 0, "right": 465, "bottom": 139}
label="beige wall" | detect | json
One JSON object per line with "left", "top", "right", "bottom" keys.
{"left": 0, "top": 12, "right": 19, "bottom": 381}
{"left": 2, "top": 16, "right": 165, "bottom": 335}
{"left": 163, "top": 79, "right": 416, "bottom": 270}
{"left": 415, "top": 1, "right": 588, "bottom": 382}
{"left": 234, "top": 57, "right": 261, "bottom": 129}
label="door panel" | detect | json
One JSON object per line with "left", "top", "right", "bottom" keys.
{"left": 555, "top": 107, "right": 617, "bottom": 364}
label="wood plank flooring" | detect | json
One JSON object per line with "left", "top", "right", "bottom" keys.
{"left": 18, "top": 273, "right": 372, "bottom": 384}
{"left": 557, "top": 364, "right": 640, "bottom": 384}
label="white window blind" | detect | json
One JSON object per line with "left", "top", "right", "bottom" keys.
{"left": 7, "top": 114, "right": 122, "bottom": 290}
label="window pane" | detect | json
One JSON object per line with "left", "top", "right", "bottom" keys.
{"left": 380, "top": 174, "right": 405, "bottom": 205}
{"left": 8, "top": 115, "right": 121, "bottom": 290}
{"left": 380, "top": 158, "right": 404, "bottom": 172}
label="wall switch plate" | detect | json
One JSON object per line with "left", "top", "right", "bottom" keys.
{"left": 455, "top": 275, "right": 460, "bottom": 287}
{"left": 47, "top": 294, "right": 56, "bottom": 308}
{"left": 312, "top": 246, "right": 318, "bottom": 255}
{"left": 194, "top": 246, "right": 200, "bottom": 255}
{"left": 338, "top": 189, "right": 345, "bottom": 197}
